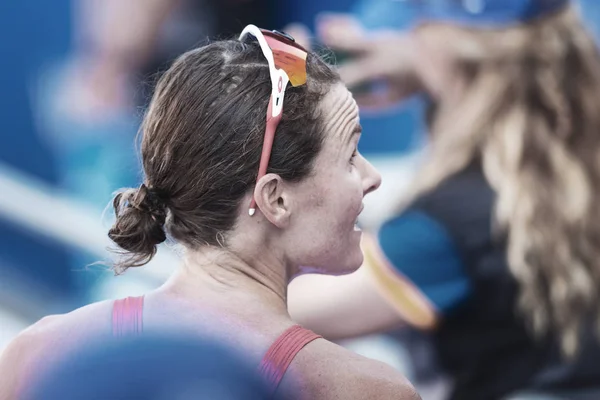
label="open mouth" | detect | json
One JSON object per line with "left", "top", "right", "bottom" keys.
{"left": 354, "top": 204, "right": 365, "bottom": 231}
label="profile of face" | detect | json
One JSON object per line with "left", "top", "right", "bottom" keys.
{"left": 276, "top": 83, "right": 381, "bottom": 276}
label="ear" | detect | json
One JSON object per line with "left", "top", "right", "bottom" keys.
{"left": 253, "top": 173, "right": 292, "bottom": 228}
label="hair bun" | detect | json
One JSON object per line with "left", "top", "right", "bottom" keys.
{"left": 108, "top": 185, "right": 168, "bottom": 272}
{"left": 134, "top": 184, "right": 168, "bottom": 226}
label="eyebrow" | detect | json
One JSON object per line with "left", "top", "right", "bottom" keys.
{"left": 345, "top": 123, "right": 362, "bottom": 145}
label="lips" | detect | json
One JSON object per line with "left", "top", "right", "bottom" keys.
{"left": 354, "top": 204, "right": 365, "bottom": 231}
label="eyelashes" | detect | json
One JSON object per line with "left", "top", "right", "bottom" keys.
{"left": 350, "top": 148, "right": 358, "bottom": 165}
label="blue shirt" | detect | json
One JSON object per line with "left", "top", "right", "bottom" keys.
{"left": 365, "top": 210, "right": 472, "bottom": 326}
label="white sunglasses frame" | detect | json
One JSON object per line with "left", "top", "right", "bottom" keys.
{"left": 239, "top": 24, "right": 291, "bottom": 119}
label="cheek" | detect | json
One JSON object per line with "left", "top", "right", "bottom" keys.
{"left": 299, "top": 169, "right": 363, "bottom": 231}
{"left": 335, "top": 189, "right": 361, "bottom": 219}
{"left": 315, "top": 181, "right": 363, "bottom": 245}
{"left": 291, "top": 182, "right": 364, "bottom": 271}
{"left": 340, "top": 172, "right": 364, "bottom": 212}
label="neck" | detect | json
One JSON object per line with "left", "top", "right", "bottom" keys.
{"left": 163, "top": 245, "right": 292, "bottom": 315}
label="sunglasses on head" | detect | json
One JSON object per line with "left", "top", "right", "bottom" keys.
{"left": 239, "top": 25, "right": 309, "bottom": 216}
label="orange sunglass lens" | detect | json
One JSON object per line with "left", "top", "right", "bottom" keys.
{"left": 263, "top": 34, "right": 307, "bottom": 87}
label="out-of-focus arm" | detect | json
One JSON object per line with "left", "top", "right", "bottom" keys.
{"left": 288, "top": 265, "right": 406, "bottom": 340}
{"left": 75, "top": 0, "right": 181, "bottom": 71}
{"left": 61, "top": 0, "right": 181, "bottom": 119}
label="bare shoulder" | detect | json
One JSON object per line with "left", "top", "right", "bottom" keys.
{"left": 0, "top": 300, "right": 114, "bottom": 399}
{"left": 283, "top": 338, "right": 421, "bottom": 400}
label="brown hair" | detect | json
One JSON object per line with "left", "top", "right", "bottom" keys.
{"left": 411, "top": 7, "right": 600, "bottom": 355}
{"left": 108, "top": 39, "right": 339, "bottom": 273}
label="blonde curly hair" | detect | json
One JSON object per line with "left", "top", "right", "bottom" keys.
{"left": 411, "top": 6, "right": 600, "bottom": 356}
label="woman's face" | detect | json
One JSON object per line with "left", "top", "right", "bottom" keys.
{"left": 283, "top": 83, "right": 381, "bottom": 275}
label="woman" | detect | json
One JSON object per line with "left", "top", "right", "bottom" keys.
{"left": 0, "top": 27, "right": 420, "bottom": 400}
{"left": 288, "top": 1, "right": 600, "bottom": 399}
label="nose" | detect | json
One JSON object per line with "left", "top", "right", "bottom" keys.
{"left": 361, "top": 155, "right": 382, "bottom": 196}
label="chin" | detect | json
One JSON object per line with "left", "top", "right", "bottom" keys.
{"left": 329, "top": 251, "right": 364, "bottom": 276}
{"left": 297, "top": 251, "right": 363, "bottom": 277}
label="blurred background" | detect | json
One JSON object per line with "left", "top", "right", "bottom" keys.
{"left": 1, "top": 1, "right": 600, "bottom": 399}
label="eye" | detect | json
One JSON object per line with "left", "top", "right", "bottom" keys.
{"left": 349, "top": 148, "right": 358, "bottom": 165}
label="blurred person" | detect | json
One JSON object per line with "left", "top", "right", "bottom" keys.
{"left": 287, "top": 0, "right": 600, "bottom": 399}
{"left": 0, "top": 27, "right": 420, "bottom": 400}
{"left": 24, "top": 334, "right": 269, "bottom": 400}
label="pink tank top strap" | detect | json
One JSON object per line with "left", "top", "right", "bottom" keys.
{"left": 112, "top": 296, "right": 145, "bottom": 337}
{"left": 258, "top": 325, "right": 321, "bottom": 397}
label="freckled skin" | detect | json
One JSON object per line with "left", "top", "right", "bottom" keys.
{"left": 288, "top": 83, "right": 380, "bottom": 275}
